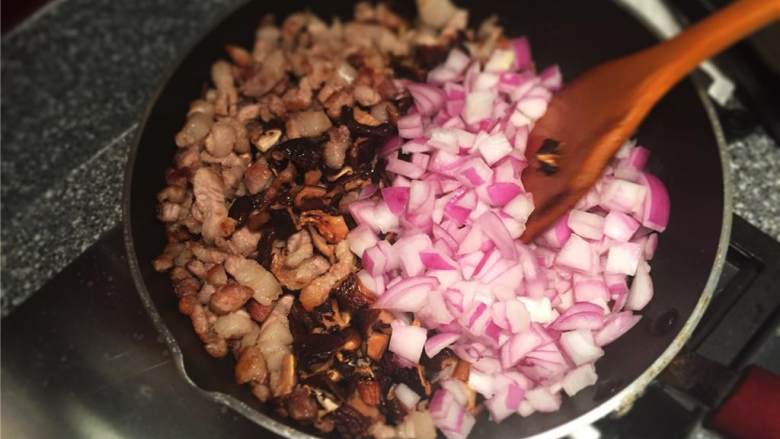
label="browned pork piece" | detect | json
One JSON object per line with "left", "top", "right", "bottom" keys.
{"left": 153, "top": 1, "right": 482, "bottom": 436}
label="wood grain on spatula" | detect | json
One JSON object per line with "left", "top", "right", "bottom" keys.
{"left": 520, "top": 0, "right": 780, "bottom": 242}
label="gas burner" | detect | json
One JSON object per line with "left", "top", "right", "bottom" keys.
{"left": 594, "top": 215, "right": 780, "bottom": 439}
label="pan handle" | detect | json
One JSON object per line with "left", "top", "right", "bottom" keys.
{"left": 705, "top": 365, "right": 780, "bottom": 439}
{"left": 659, "top": 351, "right": 780, "bottom": 439}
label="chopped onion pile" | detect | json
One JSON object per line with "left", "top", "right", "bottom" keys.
{"left": 348, "top": 37, "right": 670, "bottom": 439}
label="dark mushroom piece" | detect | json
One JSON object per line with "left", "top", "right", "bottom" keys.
{"left": 273, "top": 135, "right": 328, "bottom": 172}
{"left": 378, "top": 352, "right": 430, "bottom": 397}
{"left": 299, "top": 210, "right": 349, "bottom": 243}
{"left": 294, "top": 186, "right": 330, "bottom": 211}
{"left": 333, "top": 403, "right": 373, "bottom": 439}
{"left": 412, "top": 44, "right": 450, "bottom": 70}
{"left": 284, "top": 388, "right": 319, "bottom": 422}
{"left": 341, "top": 106, "right": 397, "bottom": 138}
{"left": 301, "top": 371, "right": 348, "bottom": 402}
{"left": 333, "top": 274, "right": 375, "bottom": 313}
{"left": 294, "top": 332, "right": 346, "bottom": 371}
{"left": 228, "top": 195, "right": 256, "bottom": 227}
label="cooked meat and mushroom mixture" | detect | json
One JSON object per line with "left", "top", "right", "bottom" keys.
{"left": 153, "top": 3, "right": 493, "bottom": 438}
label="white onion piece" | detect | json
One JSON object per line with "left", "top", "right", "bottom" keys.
{"left": 516, "top": 297, "right": 554, "bottom": 324}
{"left": 555, "top": 234, "right": 592, "bottom": 272}
{"left": 524, "top": 387, "right": 561, "bottom": 412}
{"left": 425, "top": 332, "right": 460, "bottom": 358}
{"left": 568, "top": 210, "right": 605, "bottom": 240}
{"left": 485, "top": 383, "right": 524, "bottom": 422}
{"left": 396, "top": 383, "right": 422, "bottom": 409}
{"left": 639, "top": 172, "right": 671, "bottom": 232}
{"left": 626, "top": 262, "right": 653, "bottom": 311}
{"left": 389, "top": 323, "right": 428, "bottom": 364}
{"left": 603, "top": 210, "right": 640, "bottom": 242}
{"left": 560, "top": 329, "right": 604, "bottom": 366}
{"left": 463, "top": 91, "right": 495, "bottom": 124}
{"left": 605, "top": 242, "right": 642, "bottom": 275}
{"left": 595, "top": 311, "right": 642, "bottom": 346}
{"left": 347, "top": 224, "right": 378, "bottom": 258}
{"left": 468, "top": 369, "right": 496, "bottom": 398}
{"left": 562, "top": 364, "right": 598, "bottom": 396}
{"left": 600, "top": 179, "right": 647, "bottom": 213}
{"left": 517, "top": 400, "right": 535, "bottom": 417}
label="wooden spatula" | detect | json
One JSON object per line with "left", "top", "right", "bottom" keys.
{"left": 520, "top": 0, "right": 780, "bottom": 242}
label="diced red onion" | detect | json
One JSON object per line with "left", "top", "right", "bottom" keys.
{"left": 573, "top": 278, "right": 609, "bottom": 303}
{"left": 505, "top": 299, "right": 531, "bottom": 333}
{"left": 604, "top": 273, "right": 629, "bottom": 296}
{"left": 555, "top": 235, "right": 592, "bottom": 272}
{"left": 562, "top": 364, "right": 597, "bottom": 396}
{"left": 468, "top": 368, "right": 496, "bottom": 398}
{"left": 389, "top": 322, "right": 428, "bottom": 364}
{"left": 382, "top": 186, "right": 410, "bottom": 214}
{"left": 425, "top": 332, "right": 460, "bottom": 358}
{"left": 347, "top": 37, "right": 671, "bottom": 435}
{"left": 429, "top": 128, "right": 461, "bottom": 154}
{"left": 445, "top": 49, "right": 471, "bottom": 74}
{"left": 510, "top": 37, "right": 532, "bottom": 71}
{"left": 477, "top": 211, "right": 517, "bottom": 259}
{"left": 395, "top": 383, "right": 422, "bottom": 409}
{"left": 456, "top": 157, "right": 492, "bottom": 187}
{"left": 429, "top": 66, "right": 461, "bottom": 85}
{"left": 595, "top": 311, "right": 642, "bottom": 346}
{"left": 347, "top": 224, "right": 378, "bottom": 258}
{"left": 539, "top": 65, "right": 563, "bottom": 91}
{"left": 421, "top": 251, "right": 458, "bottom": 270}
{"left": 372, "top": 201, "right": 401, "bottom": 233}
{"left": 398, "top": 113, "right": 425, "bottom": 138}
{"left": 560, "top": 329, "right": 604, "bottom": 366}
{"left": 503, "top": 193, "right": 534, "bottom": 223}
{"left": 550, "top": 311, "right": 604, "bottom": 331}
{"left": 387, "top": 154, "right": 426, "bottom": 179}
{"left": 626, "top": 261, "right": 653, "bottom": 311}
{"left": 600, "top": 179, "right": 647, "bottom": 213}
{"left": 540, "top": 214, "right": 572, "bottom": 248}
{"left": 363, "top": 246, "right": 387, "bottom": 276}
{"left": 485, "top": 383, "right": 524, "bottom": 422}
{"left": 643, "top": 233, "right": 658, "bottom": 260}
{"left": 463, "top": 91, "right": 495, "bottom": 125}
{"left": 407, "top": 82, "right": 446, "bottom": 116}
{"left": 356, "top": 269, "right": 384, "bottom": 296}
{"left": 638, "top": 172, "right": 671, "bottom": 232}
{"left": 476, "top": 132, "right": 513, "bottom": 165}
{"left": 515, "top": 94, "right": 549, "bottom": 120}
{"left": 568, "top": 210, "right": 605, "bottom": 240}
{"left": 603, "top": 211, "right": 640, "bottom": 242}
{"left": 394, "top": 234, "right": 433, "bottom": 276}
{"left": 524, "top": 386, "right": 561, "bottom": 412}
{"left": 473, "top": 72, "right": 500, "bottom": 91}
{"left": 605, "top": 242, "right": 642, "bottom": 275}
{"left": 500, "top": 330, "right": 542, "bottom": 368}
{"left": 517, "top": 297, "right": 555, "bottom": 323}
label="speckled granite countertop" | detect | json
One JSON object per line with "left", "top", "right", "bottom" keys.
{"left": 2, "top": 0, "right": 779, "bottom": 315}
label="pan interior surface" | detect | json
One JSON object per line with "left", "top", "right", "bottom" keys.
{"left": 124, "top": 1, "right": 726, "bottom": 437}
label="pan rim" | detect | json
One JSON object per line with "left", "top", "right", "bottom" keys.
{"left": 121, "top": 3, "right": 733, "bottom": 438}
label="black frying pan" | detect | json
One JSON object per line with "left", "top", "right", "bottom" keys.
{"left": 123, "top": 1, "right": 731, "bottom": 437}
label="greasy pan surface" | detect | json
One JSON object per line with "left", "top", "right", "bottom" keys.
{"left": 124, "top": 1, "right": 729, "bottom": 437}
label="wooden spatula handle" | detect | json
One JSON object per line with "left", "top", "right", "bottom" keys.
{"left": 649, "top": 0, "right": 780, "bottom": 94}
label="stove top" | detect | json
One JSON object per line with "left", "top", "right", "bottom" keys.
{"left": 2, "top": 215, "right": 778, "bottom": 438}
{"left": 3, "top": 1, "right": 779, "bottom": 437}
{"left": 594, "top": 215, "right": 780, "bottom": 439}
